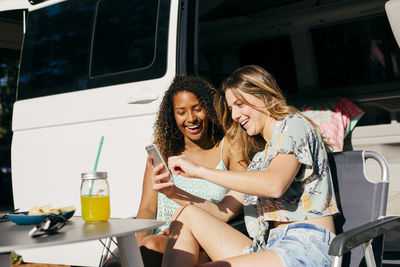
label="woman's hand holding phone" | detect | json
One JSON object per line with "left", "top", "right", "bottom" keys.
{"left": 145, "top": 144, "right": 174, "bottom": 196}
{"left": 145, "top": 144, "right": 173, "bottom": 182}
{"left": 148, "top": 157, "right": 175, "bottom": 197}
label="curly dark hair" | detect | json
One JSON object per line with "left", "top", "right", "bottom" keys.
{"left": 153, "top": 75, "right": 224, "bottom": 160}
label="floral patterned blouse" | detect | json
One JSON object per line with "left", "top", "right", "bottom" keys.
{"left": 244, "top": 114, "right": 339, "bottom": 238}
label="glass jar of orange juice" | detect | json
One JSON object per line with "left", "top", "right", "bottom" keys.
{"left": 80, "top": 171, "right": 110, "bottom": 222}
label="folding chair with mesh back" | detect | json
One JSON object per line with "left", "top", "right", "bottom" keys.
{"left": 328, "top": 150, "right": 400, "bottom": 267}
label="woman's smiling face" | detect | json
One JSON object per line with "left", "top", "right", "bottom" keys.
{"left": 173, "top": 91, "right": 209, "bottom": 142}
{"left": 225, "top": 89, "right": 268, "bottom": 137}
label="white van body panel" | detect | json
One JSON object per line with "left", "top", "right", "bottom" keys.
{"left": 0, "top": 0, "right": 31, "bottom": 11}
{"left": 11, "top": 0, "right": 180, "bottom": 265}
{"left": 351, "top": 123, "right": 400, "bottom": 193}
{"left": 0, "top": 0, "right": 66, "bottom": 12}
{"left": 12, "top": 80, "right": 163, "bottom": 131}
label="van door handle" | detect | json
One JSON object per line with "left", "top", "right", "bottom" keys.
{"left": 127, "top": 90, "right": 159, "bottom": 104}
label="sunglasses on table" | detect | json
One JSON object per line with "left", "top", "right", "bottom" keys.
{"left": 29, "top": 216, "right": 67, "bottom": 237}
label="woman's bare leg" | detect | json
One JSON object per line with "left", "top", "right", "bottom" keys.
{"left": 162, "top": 205, "right": 253, "bottom": 267}
{"left": 197, "top": 250, "right": 283, "bottom": 267}
{"left": 141, "top": 234, "right": 169, "bottom": 253}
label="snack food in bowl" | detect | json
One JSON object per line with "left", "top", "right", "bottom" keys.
{"left": 28, "top": 205, "right": 76, "bottom": 215}
{"left": 7, "top": 205, "right": 76, "bottom": 225}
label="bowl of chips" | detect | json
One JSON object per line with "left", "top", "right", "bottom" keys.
{"left": 7, "top": 205, "right": 76, "bottom": 225}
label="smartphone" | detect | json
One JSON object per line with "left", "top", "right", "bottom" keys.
{"left": 145, "top": 144, "right": 173, "bottom": 182}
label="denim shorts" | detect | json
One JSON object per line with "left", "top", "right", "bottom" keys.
{"left": 244, "top": 223, "right": 336, "bottom": 267}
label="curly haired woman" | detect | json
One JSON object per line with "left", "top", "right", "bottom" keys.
{"left": 103, "top": 75, "right": 247, "bottom": 267}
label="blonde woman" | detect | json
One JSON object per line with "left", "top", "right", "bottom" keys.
{"left": 154, "top": 65, "right": 339, "bottom": 267}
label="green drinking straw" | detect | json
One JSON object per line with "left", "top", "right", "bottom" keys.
{"left": 89, "top": 136, "right": 104, "bottom": 196}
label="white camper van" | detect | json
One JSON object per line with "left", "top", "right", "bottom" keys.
{"left": 1, "top": 0, "right": 400, "bottom": 265}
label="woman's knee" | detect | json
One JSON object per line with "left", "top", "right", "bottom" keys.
{"left": 171, "top": 204, "right": 201, "bottom": 222}
{"left": 140, "top": 234, "right": 168, "bottom": 253}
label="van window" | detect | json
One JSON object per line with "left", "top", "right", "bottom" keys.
{"left": 17, "top": 0, "right": 170, "bottom": 100}
{"left": 239, "top": 36, "right": 297, "bottom": 94}
{"left": 90, "top": 0, "right": 161, "bottom": 77}
{"left": 311, "top": 14, "right": 400, "bottom": 91}
{"left": 198, "top": 2, "right": 400, "bottom": 103}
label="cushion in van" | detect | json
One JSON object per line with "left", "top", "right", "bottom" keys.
{"left": 302, "top": 98, "right": 364, "bottom": 152}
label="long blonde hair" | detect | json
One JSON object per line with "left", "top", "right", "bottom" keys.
{"left": 215, "top": 65, "right": 330, "bottom": 163}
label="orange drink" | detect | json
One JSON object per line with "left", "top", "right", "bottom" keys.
{"left": 81, "top": 195, "right": 110, "bottom": 222}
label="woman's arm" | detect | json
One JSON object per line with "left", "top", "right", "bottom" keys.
{"left": 151, "top": 142, "right": 246, "bottom": 222}
{"left": 135, "top": 158, "right": 159, "bottom": 245}
{"left": 168, "top": 152, "right": 301, "bottom": 198}
{"left": 164, "top": 186, "right": 243, "bottom": 222}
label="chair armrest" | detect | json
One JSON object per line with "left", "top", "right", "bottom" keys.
{"left": 329, "top": 216, "right": 400, "bottom": 256}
